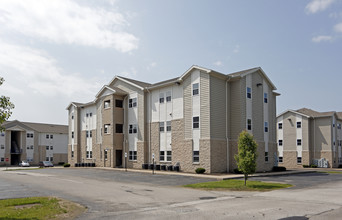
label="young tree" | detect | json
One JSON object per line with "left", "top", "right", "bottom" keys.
{"left": 234, "top": 130, "right": 258, "bottom": 186}
{"left": 0, "top": 77, "right": 15, "bottom": 131}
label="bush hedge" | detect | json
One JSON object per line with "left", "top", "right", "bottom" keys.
{"left": 63, "top": 163, "right": 71, "bottom": 167}
{"left": 195, "top": 168, "right": 206, "bottom": 174}
{"left": 272, "top": 166, "right": 286, "bottom": 172}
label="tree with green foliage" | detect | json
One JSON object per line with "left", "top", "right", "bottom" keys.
{"left": 234, "top": 130, "right": 258, "bottom": 186}
{"left": 0, "top": 77, "right": 15, "bottom": 131}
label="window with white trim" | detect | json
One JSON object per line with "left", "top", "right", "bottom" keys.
{"left": 166, "top": 91, "right": 172, "bottom": 102}
{"left": 159, "top": 122, "right": 164, "bottom": 132}
{"left": 166, "top": 121, "right": 171, "bottom": 132}
{"left": 247, "top": 87, "right": 252, "bottom": 99}
{"left": 193, "top": 151, "right": 199, "bottom": 163}
{"left": 192, "top": 83, "right": 199, "bottom": 96}
{"left": 264, "top": 93, "right": 268, "bottom": 103}
{"left": 116, "top": 124, "right": 123, "bottom": 133}
{"left": 104, "top": 100, "right": 110, "bottom": 109}
{"left": 264, "top": 122, "right": 268, "bottom": 132}
{"left": 265, "top": 152, "right": 269, "bottom": 162}
{"left": 166, "top": 151, "right": 172, "bottom": 162}
{"left": 193, "top": 117, "right": 199, "bottom": 129}
{"left": 297, "top": 139, "right": 302, "bottom": 146}
{"left": 278, "top": 157, "right": 283, "bottom": 163}
{"left": 278, "top": 140, "right": 283, "bottom": 146}
{"left": 297, "top": 157, "right": 302, "bottom": 164}
{"left": 297, "top": 122, "right": 302, "bottom": 128}
{"left": 104, "top": 124, "right": 110, "bottom": 134}
{"left": 1, "top": 145, "right": 4, "bottom": 149}
{"left": 46, "top": 146, "right": 49, "bottom": 150}
{"left": 159, "top": 93, "right": 164, "bottom": 103}
{"left": 278, "top": 123, "right": 283, "bottom": 129}
{"left": 50, "top": 146, "right": 53, "bottom": 150}
{"left": 129, "top": 98, "right": 137, "bottom": 108}
{"left": 247, "top": 119, "right": 252, "bottom": 130}
{"left": 160, "top": 151, "right": 165, "bottom": 161}
{"left": 115, "top": 99, "right": 123, "bottom": 108}
{"left": 129, "top": 124, "right": 137, "bottom": 134}
{"left": 129, "top": 151, "right": 137, "bottom": 161}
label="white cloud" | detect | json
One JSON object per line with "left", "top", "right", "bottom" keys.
{"left": 312, "top": 35, "right": 333, "bottom": 42}
{"left": 0, "top": 0, "right": 138, "bottom": 52}
{"left": 305, "top": 0, "right": 336, "bottom": 14}
{"left": 213, "top": 61, "right": 223, "bottom": 66}
{"left": 0, "top": 40, "right": 104, "bottom": 99}
{"left": 334, "top": 22, "right": 342, "bottom": 32}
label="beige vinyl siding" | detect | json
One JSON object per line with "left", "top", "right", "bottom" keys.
{"left": 230, "top": 79, "right": 242, "bottom": 139}
{"left": 200, "top": 71, "right": 210, "bottom": 138}
{"left": 251, "top": 72, "right": 264, "bottom": 141}
{"left": 302, "top": 117, "right": 310, "bottom": 151}
{"left": 183, "top": 75, "right": 192, "bottom": 139}
{"left": 283, "top": 112, "right": 298, "bottom": 151}
{"left": 210, "top": 75, "right": 226, "bottom": 139}
{"left": 315, "top": 117, "right": 332, "bottom": 152}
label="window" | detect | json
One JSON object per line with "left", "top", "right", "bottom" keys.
{"left": 297, "top": 122, "right": 302, "bottom": 128}
{"left": 31, "top": 145, "right": 33, "bottom": 149}
{"left": 104, "top": 150, "right": 108, "bottom": 160}
{"left": 264, "top": 93, "right": 268, "bottom": 103}
{"left": 86, "top": 151, "right": 89, "bottom": 158}
{"left": 86, "top": 131, "right": 89, "bottom": 138}
{"left": 1, "top": 158, "right": 4, "bottom": 162}
{"left": 129, "top": 98, "right": 137, "bottom": 108}
{"left": 104, "top": 100, "right": 110, "bottom": 109}
{"left": 247, "top": 119, "right": 252, "bottom": 130}
{"left": 159, "top": 122, "right": 165, "bottom": 132}
{"left": 115, "top": 99, "right": 123, "bottom": 108}
{"left": 192, "top": 83, "right": 199, "bottom": 96}
{"left": 46, "top": 157, "right": 49, "bottom": 161}
{"left": 46, "top": 146, "right": 49, "bottom": 150}
{"left": 264, "top": 122, "right": 268, "bottom": 132}
{"left": 86, "top": 113, "right": 89, "bottom": 117}
{"left": 50, "top": 146, "right": 53, "bottom": 150}
{"left": 86, "top": 151, "right": 92, "bottom": 159}
{"left": 166, "top": 91, "right": 172, "bottom": 102}
{"left": 338, "top": 123, "right": 342, "bottom": 129}
{"left": 159, "top": 93, "right": 164, "bottom": 103}
{"left": 129, "top": 124, "right": 137, "bottom": 134}
{"left": 297, "top": 157, "right": 302, "bottom": 164}
{"left": 193, "top": 151, "right": 199, "bottom": 163}
{"left": 89, "top": 113, "right": 92, "bottom": 117}
{"left": 71, "top": 151, "right": 74, "bottom": 158}
{"left": 193, "top": 116, "right": 199, "bottom": 129}
{"left": 265, "top": 152, "right": 269, "bottom": 162}
{"left": 27, "top": 133, "right": 30, "bottom": 138}
{"left": 278, "top": 140, "right": 283, "bottom": 146}
{"left": 297, "top": 139, "right": 302, "bottom": 146}
{"left": 71, "top": 113, "right": 74, "bottom": 120}
{"left": 278, "top": 123, "right": 283, "bottom": 129}
{"left": 116, "top": 124, "right": 123, "bottom": 133}
{"left": 27, "top": 146, "right": 30, "bottom": 149}
{"left": 166, "top": 121, "right": 171, "bottom": 132}
{"left": 46, "top": 134, "right": 49, "bottom": 139}
{"left": 160, "top": 151, "right": 165, "bottom": 161}
{"left": 50, "top": 157, "right": 53, "bottom": 161}
{"left": 247, "top": 87, "right": 251, "bottom": 99}
{"left": 90, "top": 131, "right": 92, "bottom": 138}
{"left": 72, "top": 132, "right": 74, "bottom": 139}
{"left": 129, "top": 151, "right": 137, "bottom": 161}
{"left": 104, "top": 124, "right": 110, "bottom": 134}
{"left": 1, "top": 145, "right": 4, "bottom": 149}
{"left": 167, "top": 151, "right": 172, "bottom": 162}
{"left": 278, "top": 157, "right": 283, "bottom": 163}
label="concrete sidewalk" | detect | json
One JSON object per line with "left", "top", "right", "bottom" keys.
{"left": 90, "top": 166, "right": 330, "bottom": 181}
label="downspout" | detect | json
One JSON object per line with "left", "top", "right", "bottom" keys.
{"left": 226, "top": 77, "right": 231, "bottom": 173}
{"left": 123, "top": 95, "right": 128, "bottom": 168}
{"left": 147, "top": 88, "right": 152, "bottom": 164}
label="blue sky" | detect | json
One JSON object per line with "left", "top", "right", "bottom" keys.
{"left": 0, "top": 0, "right": 341, "bottom": 125}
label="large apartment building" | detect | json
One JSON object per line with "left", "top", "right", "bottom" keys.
{"left": 0, "top": 120, "right": 68, "bottom": 166}
{"left": 67, "top": 65, "right": 279, "bottom": 173}
{"left": 277, "top": 108, "right": 342, "bottom": 168}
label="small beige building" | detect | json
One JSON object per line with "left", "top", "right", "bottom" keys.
{"left": 67, "top": 65, "right": 279, "bottom": 173}
{"left": 277, "top": 108, "right": 342, "bottom": 168}
{"left": 0, "top": 120, "right": 68, "bottom": 166}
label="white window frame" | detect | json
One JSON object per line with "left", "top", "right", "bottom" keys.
{"left": 247, "top": 87, "right": 252, "bottom": 99}
{"left": 192, "top": 83, "right": 199, "bottom": 96}
{"left": 193, "top": 116, "right": 199, "bottom": 129}
{"left": 104, "top": 124, "right": 111, "bottom": 134}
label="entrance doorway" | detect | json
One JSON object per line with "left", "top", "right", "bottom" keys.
{"left": 116, "top": 150, "right": 122, "bottom": 168}
{"left": 11, "top": 131, "right": 21, "bottom": 165}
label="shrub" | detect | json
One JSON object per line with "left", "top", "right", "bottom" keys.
{"left": 303, "top": 165, "right": 310, "bottom": 168}
{"left": 63, "top": 163, "right": 71, "bottom": 167}
{"left": 233, "top": 168, "right": 243, "bottom": 174}
{"left": 195, "top": 168, "right": 206, "bottom": 174}
{"left": 58, "top": 162, "right": 65, "bottom": 166}
{"left": 272, "top": 166, "right": 286, "bottom": 172}
{"left": 310, "top": 164, "right": 317, "bottom": 168}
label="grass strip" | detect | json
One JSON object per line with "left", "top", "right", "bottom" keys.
{"left": 184, "top": 179, "right": 292, "bottom": 191}
{"left": 0, "top": 197, "right": 85, "bottom": 220}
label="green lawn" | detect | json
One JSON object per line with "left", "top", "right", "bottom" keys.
{"left": 0, "top": 197, "right": 85, "bottom": 220}
{"left": 184, "top": 179, "right": 292, "bottom": 191}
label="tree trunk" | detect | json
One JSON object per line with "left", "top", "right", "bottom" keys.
{"left": 244, "top": 173, "right": 247, "bottom": 186}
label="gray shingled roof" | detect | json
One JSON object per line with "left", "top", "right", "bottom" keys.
{"left": 227, "top": 67, "right": 259, "bottom": 78}
{"left": 296, "top": 108, "right": 335, "bottom": 118}
{"left": 4, "top": 120, "right": 68, "bottom": 134}
{"left": 118, "top": 76, "right": 152, "bottom": 88}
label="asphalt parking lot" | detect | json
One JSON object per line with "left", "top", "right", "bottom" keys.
{"left": 1, "top": 167, "right": 342, "bottom": 219}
